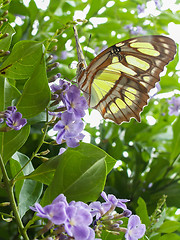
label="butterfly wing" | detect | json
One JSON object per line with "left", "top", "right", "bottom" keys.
{"left": 77, "top": 35, "right": 176, "bottom": 124}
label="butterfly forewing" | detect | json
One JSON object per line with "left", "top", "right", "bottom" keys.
{"left": 77, "top": 35, "right": 176, "bottom": 124}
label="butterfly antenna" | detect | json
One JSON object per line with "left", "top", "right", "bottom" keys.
{"left": 73, "top": 25, "right": 87, "bottom": 79}
{"left": 84, "top": 34, "right": 91, "bottom": 60}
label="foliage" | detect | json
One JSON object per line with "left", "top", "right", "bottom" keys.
{"left": 0, "top": 0, "right": 180, "bottom": 239}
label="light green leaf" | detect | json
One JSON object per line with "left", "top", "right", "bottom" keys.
{"left": 23, "top": 142, "right": 116, "bottom": 185}
{"left": 159, "top": 233, "right": 180, "bottom": 240}
{"left": 0, "top": 124, "right": 30, "bottom": 167}
{"left": 10, "top": 152, "right": 43, "bottom": 218}
{"left": 0, "top": 23, "right": 15, "bottom": 54}
{"left": 136, "top": 197, "right": 150, "bottom": 227}
{"left": 158, "top": 221, "right": 180, "bottom": 233}
{"left": 39, "top": 143, "right": 116, "bottom": 205}
{"left": 16, "top": 56, "right": 51, "bottom": 118}
{"left": 0, "top": 41, "right": 44, "bottom": 79}
{"left": 170, "top": 116, "right": 180, "bottom": 161}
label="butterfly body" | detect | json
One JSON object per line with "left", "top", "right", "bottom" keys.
{"left": 75, "top": 32, "right": 176, "bottom": 124}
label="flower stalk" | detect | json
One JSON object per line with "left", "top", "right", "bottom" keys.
{"left": 0, "top": 154, "right": 30, "bottom": 240}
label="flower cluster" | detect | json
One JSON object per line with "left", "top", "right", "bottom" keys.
{"left": 137, "top": 4, "right": 145, "bottom": 14}
{"left": 49, "top": 75, "right": 88, "bottom": 149}
{"left": 0, "top": 106, "right": 27, "bottom": 131}
{"left": 31, "top": 191, "right": 146, "bottom": 240}
{"left": 124, "top": 24, "right": 146, "bottom": 35}
{"left": 168, "top": 96, "right": 180, "bottom": 116}
{"left": 154, "top": 0, "right": 161, "bottom": 9}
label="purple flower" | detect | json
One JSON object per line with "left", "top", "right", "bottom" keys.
{"left": 101, "top": 191, "right": 130, "bottom": 211}
{"left": 154, "top": 0, "right": 161, "bottom": 9}
{"left": 0, "top": 118, "right": 3, "bottom": 123}
{"left": 124, "top": 24, "right": 146, "bottom": 35}
{"left": 51, "top": 79, "right": 70, "bottom": 93}
{"left": 64, "top": 205, "right": 94, "bottom": 240}
{"left": 66, "top": 132, "right": 85, "bottom": 148}
{"left": 53, "top": 111, "right": 84, "bottom": 147}
{"left": 65, "top": 85, "right": 88, "bottom": 119}
{"left": 30, "top": 202, "right": 67, "bottom": 225}
{"left": 58, "top": 147, "right": 66, "bottom": 155}
{"left": 137, "top": 4, "right": 145, "bottom": 14}
{"left": 49, "top": 73, "right": 61, "bottom": 83}
{"left": 6, "top": 111, "right": 27, "bottom": 130}
{"left": 50, "top": 79, "right": 70, "bottom": 104}
{"left": 61, "top": 50, "right": 67, "bottom": 60}
{"left": 124, "top": 24, "right": 133, "bottom": 31}
{"left": 52, "top": 193, "right": 69, "bottom": 207}
{"left": 94, "top": 45, "right": 108, "bottom": 55}
{"left": 125, "top": 215, "right": 146, "bottom": 240}
{"left": 4, "top": 106, "right": 17, "bottom": 118}
{"left": 168, "top": 96, "right": 180, "bottom": 116}
{"left": 89, "top": 201, "right": 112, "bottom": 219}
{"left": 130, "top": 26, "right": 146, "bottom": 35}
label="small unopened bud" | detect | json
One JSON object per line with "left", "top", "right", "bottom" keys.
{"left": 117, "top": 220, "right": 123, "bottom": 225}
{"left": 39, "top": 149, "right": 50, "bottom": 156}
{"left": 40, "top": 157, "right": 49, "bottom": 162}
{"left": 49, "top": 75, "right": 57, "bottom": 83}
{"left": 2, "top": 10, "right": 8, "bottom": 17}
{"left": 0, "top": 202, "right": 10, "bottom": 207}
{"left": 51, "top": 38, "right": 58, "bottom": 43}
{"left": 50, "top": 45, "right": 58, "bottom": 52}
{"left": 119, "top": 227, "right": 127, "bottom": 233}
{"left": 3, "top": 1, "right": 10, "bottom": 6}
{"left": 2, "top": 216, "right": 12, "bottom": 222}
{"left": 2, "top": 18, "right": 8, "bottom": 22}
{"left": 76, "top": 19, "right": 88, "bottom": 23}
{"left": 47, "top": 62, "right": 60, "bottom": 72}
{"left": 0, "top": 33, "right": 9, "bottom": 40}
{"left": 123, "top": 209, "right": 132, "bottom": 217}
{"left": 46, "top": 54, "right": 54, "bottom": 62}
{"left": 0, "top": 50, "right": 10, "bottom": 57}
{"left": 38, "top": 220, "right": 53, "bottom": 235}
{"left": 0, "top": 126, "right": 12, "bottom": 132}
{"left": 56, "top": 28, "right": 64, "bottom": 35}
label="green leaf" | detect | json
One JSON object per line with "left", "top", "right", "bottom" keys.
{"left": 22, "top": 155, "right": 60, "bottom": 185}
{"left": 150, "top": 233, "right": 162, "bottom": 240}
{"left": 10, "top": 152, "right": 43, "bottom": 218}
{"left": 170, "top": 116, "right": 180, "bottom": 161}
{"left": 40, "top": 143, "right": 116, "bottom": 205}
{"left": 29, "top": 0, "right": 39, "bottom": 25}
{"left": 159, "top": 233, "right": 180, "bottom": 240}
{"left": 136, "top": 197, "right": 150, "bottom": 227}
{"left": 8, "top": 0, "right": 29, "bottom": 16}
{"left": 158, "top": 221, "right": 180, "bottom": 233}
{"left": 25, "top": 142, "right": 116, "bottom": 186}
{"left": 16, "top": 56, "right": 51, "bottom": 118}
{"left": 0, "top": 23, "right": 15, "bottom": 54}
{"left": 152, "top": 182, "right": 180, "bottom": 208}
{"left": 0, "top": 124, "right": 30, "bottom": 166}
{"left": 100, "top": 230, "right": 123, "bottom": 239}
{"left": 10, "top": 152, "right": 34, "bottom": 201}
{"left": 19, "top": 179, "right": 43, "bottom": 218}
{"left": 0, "top": 41, "right": 44, "bottom": 79}
{"left": 0, "top": 78, "right": 21, "bottom": 111}
{"left": 86, "top": 0, "right": 102, "bottom": 18}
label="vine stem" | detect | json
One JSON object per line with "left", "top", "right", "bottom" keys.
{"left": 0, "top": 154, "right": 29, "bottom": 240}
{"left": 12, "top": 109, "right": 49, "bottom": 183}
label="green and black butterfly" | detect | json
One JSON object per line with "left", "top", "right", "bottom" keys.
{"left": 74, "top": 27, "right": 176, "bottom": 124}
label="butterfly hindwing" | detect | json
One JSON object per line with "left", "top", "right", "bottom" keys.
{"left": 77, "top": 35, "right": 176, "bottom": 124}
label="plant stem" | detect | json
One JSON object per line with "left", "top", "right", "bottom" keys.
{"left": 12, "top": 110, "right": 49, "bottom": 183}
{"left": 0, "top": 154, "right": 29, "bottom": 240}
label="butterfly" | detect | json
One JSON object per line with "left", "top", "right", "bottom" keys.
{"left": 74, "top": 26, "right": 176, "bottom": 124}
